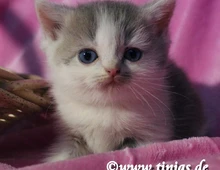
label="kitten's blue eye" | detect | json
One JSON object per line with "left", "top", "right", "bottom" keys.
{"left": 79, "top": 49, "right": 98, "bottom": 64}
{"left": 124, "top": 48, "right": 142, "bottom": 62}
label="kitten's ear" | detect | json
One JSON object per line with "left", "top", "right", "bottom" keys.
{"left": 35, "top": 0, "right": 72, "bottom": 40}
{"left": 142, "top": 0, "right": 175, "bottom": 34}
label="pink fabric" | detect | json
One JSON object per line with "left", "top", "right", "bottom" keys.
{"left": 0, "top": 0, "right": 220, "bottom": 169}
{"left": 1, "top": 134, "right": 220, "bottom": 169}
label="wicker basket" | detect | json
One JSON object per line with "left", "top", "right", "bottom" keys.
{"left": 0, "top": 67, "right": 54, "bottom": 134}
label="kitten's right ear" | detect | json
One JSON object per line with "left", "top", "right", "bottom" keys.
{"left": 35, "top": 0, "right": 72, "bottom": 40}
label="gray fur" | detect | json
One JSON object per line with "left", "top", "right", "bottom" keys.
{"left": 36, "top": 0, "right": 205, "bottom": 162}
{"left": 36, "top": 0, "right": 169, "bottom": 65}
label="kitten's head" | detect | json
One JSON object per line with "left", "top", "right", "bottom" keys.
{"left": 36, "top": 0, "right": 175, "bottom": 105}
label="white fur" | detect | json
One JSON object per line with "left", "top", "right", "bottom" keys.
{"left": 44, "top": 28, "right": 172, "bottom": 163}
{"left": 95, "top": 13, "right": 119, "bottom": 70}
{"left": 38, "top": 1, "right": 174, "bottom": 162}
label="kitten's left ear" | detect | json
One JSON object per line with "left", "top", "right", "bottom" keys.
{"left": 35, "top": 0, "right": 72, "bottom": 40}
{"left": 142, "top": 0, "right": 176, "bottom": 35}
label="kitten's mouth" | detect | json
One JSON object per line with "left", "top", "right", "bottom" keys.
{"left": 100, "top": 76, "right": 128, "bottom": 88}
{"left": 103, "top": 77, "right": 117, "bottom": 86}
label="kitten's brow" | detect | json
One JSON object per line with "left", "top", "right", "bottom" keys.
{"left": 57, "top": 1, "right": 155, "bottom": 65}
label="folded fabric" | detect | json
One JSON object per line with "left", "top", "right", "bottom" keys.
{"left": 1, "top": 136, "right": 220, "bottom": 169}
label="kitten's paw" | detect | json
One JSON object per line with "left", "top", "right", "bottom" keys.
{"left": 43, "top": 152, "right": 71, "bottom": 163}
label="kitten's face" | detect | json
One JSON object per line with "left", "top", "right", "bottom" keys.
{"left": 36, "top": 0, "right": 174, "bottom": 104}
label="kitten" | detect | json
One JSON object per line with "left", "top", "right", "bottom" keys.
{"left": 35, "top": 0, "right": 205, "bottom": 162}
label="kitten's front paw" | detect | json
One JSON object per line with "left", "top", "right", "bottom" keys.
{"left": 117, "top": 137, "right": 137, "bottom": 150}
{"left": 43, "top": 151, "right": 72, "bottom": 163}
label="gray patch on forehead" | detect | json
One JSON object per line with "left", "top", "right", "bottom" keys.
{"left": 60, "top": 1, "right": 152, "bottom": 65}
{"left": 74, "top": 1, "right": 146, "bottom": 45}
{"left": 57, "top": 4, "right": 99, "bottom": 65}
{"left": 64, "top": 5, "right": 98, "bottom": 41}
{"left": 95, "top": 1, "right": 145, "bottom": 44}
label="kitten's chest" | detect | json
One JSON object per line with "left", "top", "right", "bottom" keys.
{"left": 59, "top": 101, "right": 172, "bottom": 153}
{"left": 61, "top": 103, "right": 140, "bottom": 132}
{"left": 59, "top": 103, "right": 147, "bottom": 151}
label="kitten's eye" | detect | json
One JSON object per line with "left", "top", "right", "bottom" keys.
{"left": 79, "top": 49, "right": 98, "bottom": 64}
{"left": 124, "top": 48, "right": 142, "bottom": 62}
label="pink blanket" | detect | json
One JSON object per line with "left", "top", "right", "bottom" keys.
{"left": 0, "top": 0, "right": 220, "bottom": 169}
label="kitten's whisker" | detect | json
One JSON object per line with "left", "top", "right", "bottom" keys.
{"left": 131, "top": 82, "right": 166, "bottom": 120}
{"left": 136, "top": 77, "right": 166, "bottom": 80}
{"left": 131, "top": 86, "right": 156, "bottom": 116}
{"left": 133, "top": 79, "right": 173, "bottom": 88}
{"left": 128, "top": 86, "right": 142, "bottom": 103}
{"left": 136, "top": 72, "right": 172, "bottom": 79}
{"left": 135, "top": 76, "right": 166, "bottom": 80}
{"left": 144, "top": 85, "right": 191, "bottom": 101}
{"left": 134, "top": 80, "right": 190, "bottom": 102}
{"left": 132, "top": 82, "right": 173, "bottom": 118}
{"left": 134, "top": 75, "right": 172, "bottom": 81}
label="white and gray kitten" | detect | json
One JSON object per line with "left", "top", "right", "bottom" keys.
{"left": 35, "top": 0, "right": 205, "bottom": 162}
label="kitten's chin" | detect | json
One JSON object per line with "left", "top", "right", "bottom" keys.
{"left": 94, "top": 79, "right": 131, "bottom": 104}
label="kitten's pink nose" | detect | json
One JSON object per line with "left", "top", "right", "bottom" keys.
{"left": 106, "top": 68, "right": 120, "bottom": 77}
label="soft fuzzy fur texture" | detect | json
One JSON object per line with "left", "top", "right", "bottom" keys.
{"left": 35, "top": 0, "right": 205, "bottom": 162}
